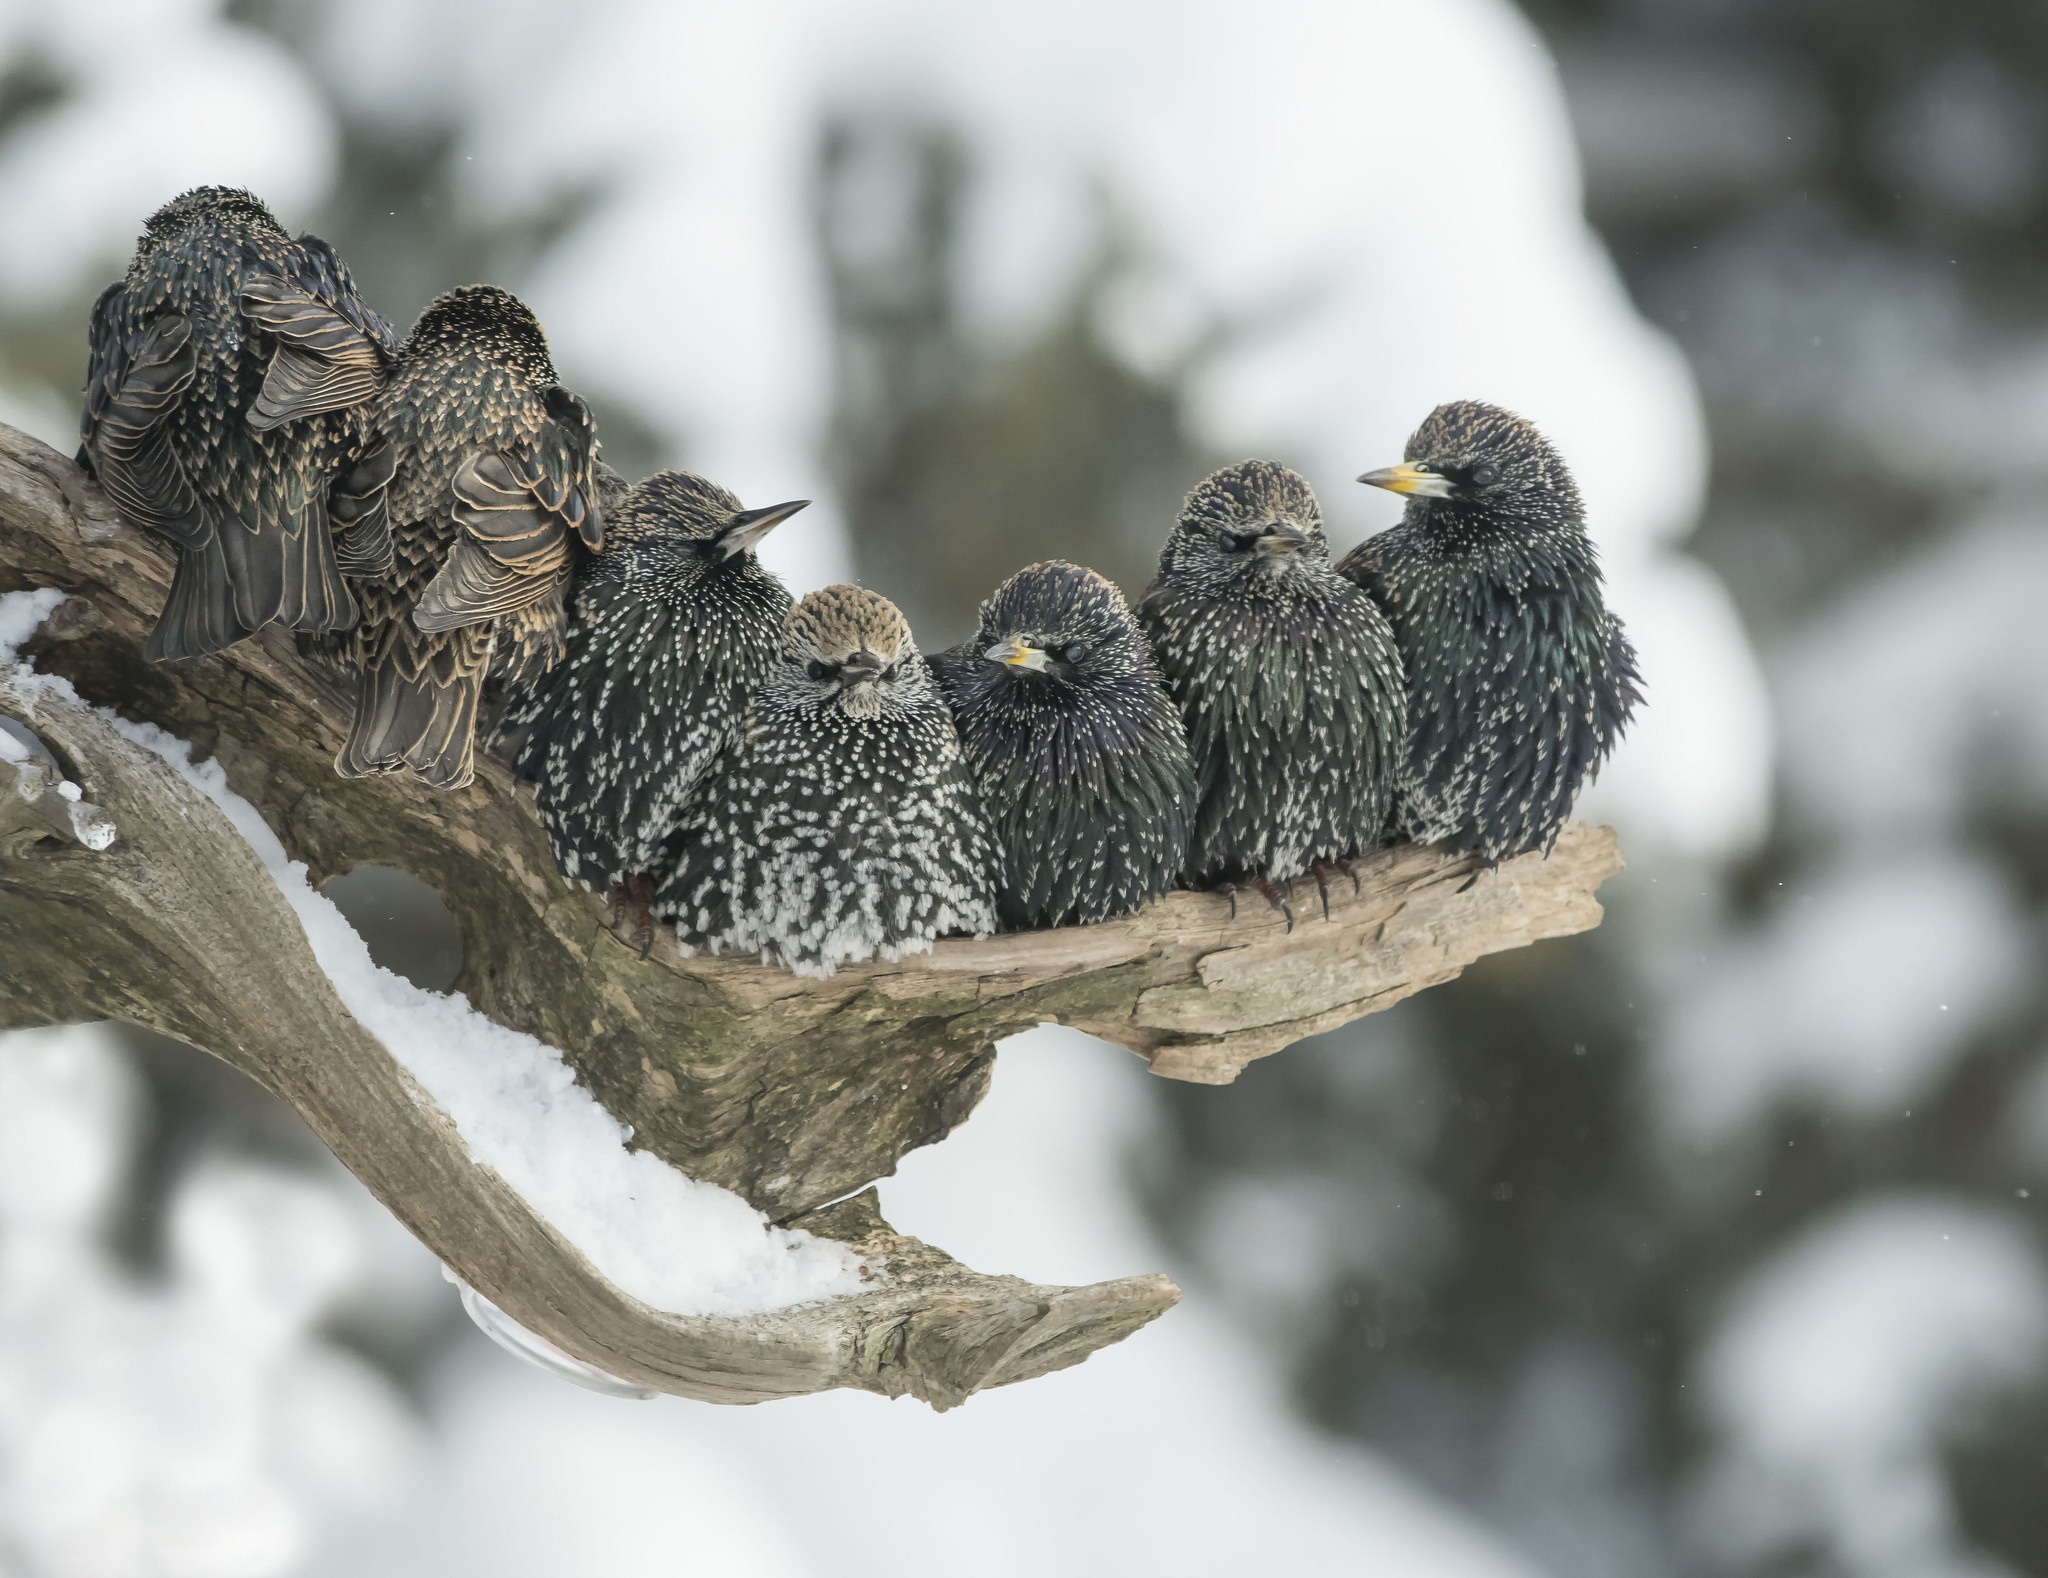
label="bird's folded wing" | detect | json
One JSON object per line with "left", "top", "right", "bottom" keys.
{"left": 241, "top": 270, "right": 390, "bottom": 432}
{"left": 328, "top": 433, "right": 399, "bottom": 578}
{"left": 413, "top": 391, "right": 601, "bottom": 632}
{"left": 81, "top": 301, "right": 209, "bottom": 550}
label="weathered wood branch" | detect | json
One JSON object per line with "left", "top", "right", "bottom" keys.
{"left": 0, "top": 418, "right": 1621, "bottom": 1406}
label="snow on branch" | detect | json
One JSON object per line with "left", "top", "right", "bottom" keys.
{"left": 0, "top": 419, "right": 1619, "bottom": 1406}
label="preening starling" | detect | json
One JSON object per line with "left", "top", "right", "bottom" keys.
{"left": 79, "top": 186, "right": 396, "bottom": 661}
{"left": 653, "top": 585, "right": 996, "bottom": 977}
{"left": 933, "top": 560, "right": 1193, "bottom": 929}
{"left": 1341, "top": 400, "right": 1642, "bottom": 862}
{"left": 1139, "top": 460, "right": 1407, "bottom": 919}
{"left": 502, "top": 470, "right": 805, "bottom": 900}
{"left": 337, "top": 285, "right": 602, "bottom": 791}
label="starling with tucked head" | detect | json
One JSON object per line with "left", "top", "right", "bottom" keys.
{"left": 79, "top": 186, "right": 397, "bottom": 661}
{"left": 933, "top": 560, "right": 1193, "bottom": 929}
{"left": 1139, "top": 460, "right": 1406, "bottom": 922}
{"left": 337, "top": 285, "right": 602, "bottom": 791}
{"left": 1341, "top": 400, "right": 1642, "bottom": 862}
{"left": 654, "top": 585, "right": 996, "bottom": 977}
{"left": 503, "top": 470, "right": 805, "bottom": 905}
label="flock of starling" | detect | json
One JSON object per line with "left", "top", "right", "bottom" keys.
{"left": 76, "top": 187, "right": 1643, "bottom": 977}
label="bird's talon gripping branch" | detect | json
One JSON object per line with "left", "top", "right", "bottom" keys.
{"left": 1251, "top": 875, "right": 1295, "bottom": 931}
{"left": 1336, "top": 855, "right": 1362, "bottom": 895}
{"left": 1311, "top": 861, "right": 1334, "bottom": 922}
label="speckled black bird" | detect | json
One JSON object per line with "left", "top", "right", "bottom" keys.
{"left": 337, "top": 285, "right": 602, "bottom": 791}
{"left": 932, "top": 560, "right": 1193, "bottom": 929}
{"left": 1340, "top": 400, "right": 1642, "bottom": 862}
{"left": 79, "top": 186, "right": 397, "bottom": 661}
{"left": 1139, "top": 460, "right": 1406, "bottom": 922}
{"left": 653, "top": 585, "right": 996, "bottom": 976}
{"left": 502, "top": 470, "right": 805, "bottom": 905}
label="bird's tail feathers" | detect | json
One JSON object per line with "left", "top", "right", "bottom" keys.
{"left": 337, "top": 625, "right": 490, "bottom": 791}
{"left": 144, "top": 537, "right": 249, "bottom": 662}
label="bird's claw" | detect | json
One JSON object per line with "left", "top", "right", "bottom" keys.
{"left": 608, "top": 875, "right": 658, "bottom": 959}
{"left": 1251, "top": 876, "right": 1295, "bottom": 932}
{"left": 1310, "top": 862, "right": 1334, "bottom": 922}
{"left": 1336, "top": 856, "right": 1361, "bottom": 896}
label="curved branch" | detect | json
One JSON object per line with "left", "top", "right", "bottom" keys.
{"left": 0, "top": 418, "right": 1620, "bottom": 1406}
{"left": 0, "top": 671, "right": 1174, "bottom": 1407}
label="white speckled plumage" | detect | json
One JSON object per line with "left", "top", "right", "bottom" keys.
{"left": 653, "top": 585, "right": 996, "bottom": 977}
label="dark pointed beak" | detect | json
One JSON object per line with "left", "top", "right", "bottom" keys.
{"left": 717, "top": 498, "right": 810, "bottom": 558}
{"left": 1254, "top": 523, "right": 1311, "bottom": 557}
{"left": 839, "top": 649, "right": 888, "bottom": 684}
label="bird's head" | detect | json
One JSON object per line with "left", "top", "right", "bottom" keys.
{"left": 141, "top": 187, "right": 285, "bottom": 248}
{"left": 1157, "top": 459, "right": 1329, "bottom": 596}
{"left": 1358, "top": 401, "right": 1580, "bottom": 533}
{"left": 616, "top": 471, "right": 809, "bottom": 569}
{"left": 969, "top": 561, "right": 1147, "bottom": 699}
{"left": 407, "top": 284, "right": 558, "bottom": 387}
{"left": 782, "top": 585, "right": 921, "bottom": 720}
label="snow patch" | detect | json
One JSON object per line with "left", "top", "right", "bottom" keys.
{"left": 0, "top": 589, "right": 865, "bottom": 1319}
{"left": 1651, "top": 852, "right": 2029, "bottom": 1146}
{"left": 1688, "top": 1196, "right": 2048, "bottom": 1575}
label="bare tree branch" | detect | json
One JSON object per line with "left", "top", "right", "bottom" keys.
{"left": 0, "top": 419, "right": 1621, "bottom": 1406}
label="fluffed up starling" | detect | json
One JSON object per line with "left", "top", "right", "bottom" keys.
{"left": 80, "top": 187, "right": 396, "bottom": 661}
{"left": 503, "top": 470, "right": 804, "bottom": 905}
{"left": 1342, "top": 400, "right": 1642, "bottom": 862}
{"left": 933, "top": 560, "right": 1194, "bottom": 929}
{"left": 1140, "top": 459, "right": 1407, "bottom": 922}
{"left": 337, "top": 285, "right": 602, "bottom": 791}
{"left": 654, "top": 584, "right": 996, "bottom": 977}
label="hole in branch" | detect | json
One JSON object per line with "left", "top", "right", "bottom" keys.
{"left": 320, "top": 865, "right": 464, "bottom": 992}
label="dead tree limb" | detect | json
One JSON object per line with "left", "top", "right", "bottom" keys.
{"left": 0, "top": 419, "right": 1620, "bottom": 1406}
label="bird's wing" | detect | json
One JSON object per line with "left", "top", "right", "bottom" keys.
{"left": 79, "top": 289, "right": 208, "bottom": 549}
{"left": 412, "top": 393, "right": 602, "bottom": 633}
{"left": 240, "top": 240, "right": 394, "bottom": 432}
{"left": 327, "top": 430, "right": 398, "bottom": 578}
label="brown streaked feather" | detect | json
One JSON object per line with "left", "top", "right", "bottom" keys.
{"left": 329, "top": 433, "right": 397, "bottom": 578}
{"left": 242, "top": 274, "right": 388, "bottom": 431}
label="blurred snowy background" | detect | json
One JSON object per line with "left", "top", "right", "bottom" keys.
{"left": 1, "top": 0, "right": 2043, "bottom": 1573}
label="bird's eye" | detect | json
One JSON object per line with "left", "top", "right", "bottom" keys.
{"left": 1471, "top": 466, "right": 1498, "bottom": 487}
{"left": 806, "top": 658, "right": 833, "bottom": 681}
{"left": 1063, "top": 644, "right": 1084, "bottom": 664}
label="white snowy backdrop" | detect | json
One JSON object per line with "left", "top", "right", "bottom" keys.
{"left": 4, "top": 0, "right": 2044, "bottom": 1575}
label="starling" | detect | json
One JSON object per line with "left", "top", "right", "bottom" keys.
{"left": 932, "top": 560, "right": 1194, "bottom": 929}
{"left": 653, "top": 584, "right": 996, "bottom": 977}
{"left": 1139, "top": 459, "right": 1407, "bottom": 922}
{"left": 337, "top": 285, "right": 602, "bottom": 791}
{"left": 1342, "top": 400, "right": 1643, "bottom": 862}
{"left": 502, "top": 470, "right": 806, "bottom": 906}
{"left": 79, "top": 186, "right": 397, "bottom": 662}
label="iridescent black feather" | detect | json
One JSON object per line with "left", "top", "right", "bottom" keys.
{"left": 1139, "top": 460, "right": 1407, "bottom": 886}
{"left": 79, "top": 186, "right": 397, "bottom": 661}
{"left": 933, "top": 560, "right": 1193, "bottom": 928}
{"left": 1339, "top": 400, "right": 1642, "bottom": 861}
{"left": 653, "top": 586, "right": 995, "bottom": 977}
{"left": 502, "top": 470, "right": 799, "bottom": 893}
{"left": 337, "top": 285, "right": 603, "bottom": 791}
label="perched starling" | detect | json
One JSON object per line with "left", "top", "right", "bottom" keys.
{"left": 79, "top": 186, "right": 396, "bottom": 661}
{"left": 932, "top": 560, "right": 1194, "bottom": 929}
{"left": 1342, "top": 400, "right": 1642, "bottom": 862}
{"left": 337, "top": 285, "right": 602, "bottom": 791}
{"left": 1139, "top": 459, "right": 1406, "bottom": 922}
{"left": 502, "top": 470, "right": 806, "bottom": 905}
{"left": 653, "top": 585, "right": 996, "bottom": 977}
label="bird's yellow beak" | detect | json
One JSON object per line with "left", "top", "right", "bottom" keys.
{"left": 986, "top": 635, "right": 1053, "bottom": 672}
{"left": 1358, "top": 462, "right": 1456, "bottom": 499}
